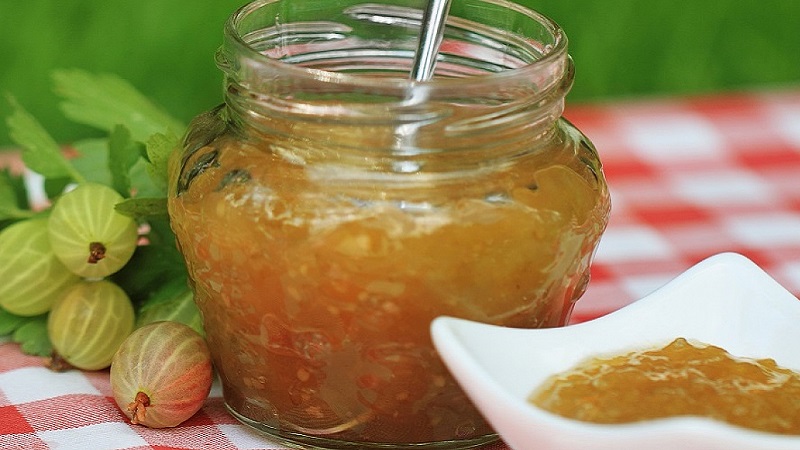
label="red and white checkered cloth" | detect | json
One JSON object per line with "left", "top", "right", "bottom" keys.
{"left": 2, "top": 88, "right": 800, "bottom": 449}
{"left": 570, "top": 88, "right": 800, "bottom": 322}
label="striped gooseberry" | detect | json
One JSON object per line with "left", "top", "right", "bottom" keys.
{"left": 0, "top": 218, "right": 81, "bottom": 316}
{"left": 47, "top": 279, "right": 135, "bottom": 370}
{"left": 110, "top": 321, "right": 213, "bottom": 428}
{"left": 48, "top": 182, "right": 139, "bottom": 278}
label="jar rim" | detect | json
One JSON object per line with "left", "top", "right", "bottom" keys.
{"left": 221, "top": 0, "right": 569, "bottom": 91}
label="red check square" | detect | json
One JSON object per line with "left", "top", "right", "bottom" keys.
{"left": 0, "top": 405, "right": 34, "bottom": 435}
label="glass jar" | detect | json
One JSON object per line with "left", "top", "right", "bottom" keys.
{"left": 167, "top": 0, "right": 611, "bottom": 448}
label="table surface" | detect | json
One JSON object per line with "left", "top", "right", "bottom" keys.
{"left": 2, "top": 88, "right": 800, "bottom": 450}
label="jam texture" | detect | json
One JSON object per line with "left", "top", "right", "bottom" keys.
{"left": 531, "top": 338, "right": 800, "bottom": 435}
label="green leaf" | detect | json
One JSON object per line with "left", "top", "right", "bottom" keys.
{"left": 136, "top": 277, "right": 203, "bottom": 336}
{"left": 53, "top": 69, "right": 185, "bottom": 144}
{"left": 43, "top": 176, "right": 71, "bottom": 200}
{"left": 71, "top": 138, "right": 112, "bottom": 186}
{"left": 0, "top": 170, "right": 34, "bottom": 221}
{"left": 108, "top": 124, "right": 144, "bottom": 197}
{"left": 5, "top": 97, "right": 86, "bottom": 183}
{"left": 0, "top": 307, "right": 27, "bottom": 336}
{"left": 0, "top": 308, "right": 51, "bottom": 357}
{"left": 129, "top": 158, "right": 165, "bottom": 198}
{"left": 144, "top": 216, "right": 178, "bottom": 247}
{"left": 12, "top": 316, "right": 52, "bottom": 356}
{"left": 72, "top": 138, "right": 162, "bottom": 200}
{"left": 144, "top": 132, "right": 179, "bottom": 194}
{"left": 5, "top": 168, "right": 31, "bottom": 210}
{"left": 115, "top": 197, "right": 168, "bottom": 219}
{"left": 111, "top": 243, "right": 186, "bottom": 306}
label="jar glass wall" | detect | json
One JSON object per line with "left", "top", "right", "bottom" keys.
{"left": 168, "top": 0, "right": 611, "bottom": 448}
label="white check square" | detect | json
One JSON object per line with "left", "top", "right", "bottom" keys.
{"left": 37, "top": 422, "right": 147, "bottom": 450}
{"left": 594, "top": 225, "right": 675, "bottom": 263}
{"left": 670, "top": 169, "right": 774, "bottom": 206}
{"left": 619, "top": 112, "right": 725, "bottom": 163}
{"left": 0, "top": 367, "right": 99, "bottom": 405}
{"left": 724, "top": 213, "right": 800, "bottom": 247}
{"left": 770, "top": 102, "right": 800, "bottom": 148}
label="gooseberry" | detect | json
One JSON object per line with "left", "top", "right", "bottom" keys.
{"left": 47, "top": 279, "right": 135, "bottom": 370}
{"left": 110, "top": 321, "right": 213, "bottom": 428}
{"left": 0, "top": 218, "right": 81, "bottom": 316}
{"left": 48, "top": 182, "right": 139, "bottom": 278}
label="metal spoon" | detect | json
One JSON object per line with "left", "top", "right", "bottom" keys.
{"left": 396, "top": 0, "right": 452, "bottom": 152}
{"left": 410, "top": 0, "right": 453, "bottom": 82}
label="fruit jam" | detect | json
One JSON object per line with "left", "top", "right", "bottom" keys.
{"left": 530, "top": 338, "right": 800, "bottom": 435}
{"left": 167, "top": 0, "right": 610, "bottom": 447}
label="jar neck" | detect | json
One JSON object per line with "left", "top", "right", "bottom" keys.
{"left": 217, "top": 0, "right": 573, "bottom": 156}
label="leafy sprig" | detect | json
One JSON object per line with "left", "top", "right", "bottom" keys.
{"left": 53, "top": 69, "right": 184, "bottom": 143}
{"left": 6, "top": 96, "right": 87, "bottom": 184}
{"left": 0, "top": 69, "right": 199, "bottom": 355}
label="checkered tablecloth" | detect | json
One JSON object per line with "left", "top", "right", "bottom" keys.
{"left": 2, "top": 88, "right": 800, "bottom": 449}
{"left": 569, "top": 88, "right": 800, "bottom": 322}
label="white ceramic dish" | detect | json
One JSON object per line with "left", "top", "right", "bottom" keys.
{"left": 431, "top": 252, "right": 800, "bottom": 450}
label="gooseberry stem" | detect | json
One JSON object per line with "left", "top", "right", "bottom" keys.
{"left": 87, "top": 242, "right": 106, "bottom": 264}
{"left": 128, "top": 391, "right": 151, "bottom": 425}
{"left": 47, "top": 351, "right": 75, "bottom": 372}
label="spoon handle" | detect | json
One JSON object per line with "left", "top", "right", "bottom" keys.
{"left": 410, "top": 0, "right": 453, "bottom": 82}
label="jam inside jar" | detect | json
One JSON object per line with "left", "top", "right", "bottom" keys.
{"left": 167, "top": 0, "right": 611, "bottom": 448}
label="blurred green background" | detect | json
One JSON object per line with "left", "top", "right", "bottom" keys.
{"left": 1, "top": 1, "right": 799, "bottom": 146}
